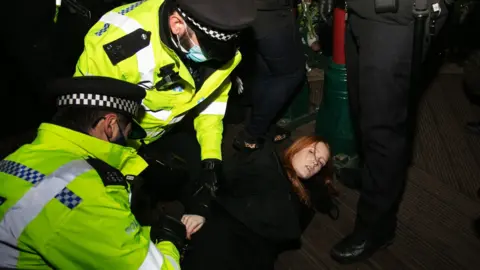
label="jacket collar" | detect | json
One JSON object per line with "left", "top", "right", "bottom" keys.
{"left": 34, "top": 123, "right": 148, "bottom": 176}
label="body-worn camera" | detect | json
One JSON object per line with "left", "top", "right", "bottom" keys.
{"left": 155, "top": 64, "right": 182, "bottom": 91}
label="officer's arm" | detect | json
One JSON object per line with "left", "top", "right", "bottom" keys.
{"left": 193, "top": 79, "right": 231, "bottom": 160}
{"left": 43, "top": 189, "right": 180, "bottom": 270}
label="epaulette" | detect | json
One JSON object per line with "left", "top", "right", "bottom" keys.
{"left": 103, "top": 28, "right": 152, "bottom": 66}
{"left": 86, "top": 158, "right": 127, "bottom": 188}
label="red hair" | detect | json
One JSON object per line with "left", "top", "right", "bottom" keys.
{"left": 283, "top": 136, "right": 338, "bottom": 206}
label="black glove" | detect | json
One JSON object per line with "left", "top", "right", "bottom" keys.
{"left": 150, "top": 214, "right": 187, "bottom": 251}
{"left": 193, "top": 159, "right": 223, "bottom": 198}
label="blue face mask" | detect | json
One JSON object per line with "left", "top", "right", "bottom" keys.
{"left": 186, "top": 45, "right": 208, "bottom": 63}
{"left": 177, "top": 22, "right": 208, "bottom": 63}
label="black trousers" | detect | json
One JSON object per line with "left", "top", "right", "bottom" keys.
{"left": 346, "top": 14, "right": 413, "bottom": 238}
{"left": 181, "top": 204, "right": 277, "bottom": 270}
{"left": 240, "top": 9, "right": 306, "bottom": 138}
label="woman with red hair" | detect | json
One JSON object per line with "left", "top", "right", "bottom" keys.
{"left": 182, "top": 136, "right": 336, "bottom": 270}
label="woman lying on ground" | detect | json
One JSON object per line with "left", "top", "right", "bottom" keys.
{"left": 181, "top": 135, "right": 337, "bottom": 270}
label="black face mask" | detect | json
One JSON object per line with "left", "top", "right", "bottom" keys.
{"left": 92, "top": 117, "right": 128, "bottom": 146}
{"left": 110, "top": 122, "right": 128, "bottom": 147}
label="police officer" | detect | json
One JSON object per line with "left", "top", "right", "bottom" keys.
{"left": 74, "top": 0, "right": 256, "bottom": 199}
{"left": 0, "top": 76, "right": 186, "bottom": 269}
{"left": 331, "top": 0, "right": 450, "bottom": 264}
{"left": 233, "top": 0, "right": 306, "bottom": 150}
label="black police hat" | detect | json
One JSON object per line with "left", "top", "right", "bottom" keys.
{"left": 173, "top": 0, "right": 256, "bottom": 61}
{"left": 49, "top": 76, "right": 147, "bottom": 140}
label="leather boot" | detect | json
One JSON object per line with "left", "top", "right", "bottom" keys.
{"left": 330, "top": 231, "right": 394, "bottom": 264}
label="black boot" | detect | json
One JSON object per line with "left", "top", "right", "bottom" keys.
{"left": 330, "top": 232, "right": 394, "bottom": 264}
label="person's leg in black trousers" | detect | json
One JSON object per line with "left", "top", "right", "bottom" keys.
{"left": 331, "top": 14, "right": 413, "bottom": 264}
{"left": 234, "top": 9, "right": 306, "bottom": 149}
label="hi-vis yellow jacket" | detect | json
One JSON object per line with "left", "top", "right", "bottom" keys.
{"left": 74, "top": 0, "right": 242, "bottom": 160}
{"left": 0, "top": 123, "right": 180, "bottom": 269}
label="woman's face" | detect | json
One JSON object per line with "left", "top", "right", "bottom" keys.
{"left": 291, "top": 142, "right": 330, "bottom": 179}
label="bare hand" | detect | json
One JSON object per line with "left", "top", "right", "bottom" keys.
{"left": 181, "top": 214, "right": 205, "bottom": 240}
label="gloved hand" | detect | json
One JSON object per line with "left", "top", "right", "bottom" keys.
{"left": 150, "top": 214, "right": 187, "bottom": 251}
{"left": 194, "top": 159, "right": 223, "bottom": 198}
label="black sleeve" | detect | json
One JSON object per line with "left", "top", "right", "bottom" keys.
{"left": 222, "top": 149, "right": 280, "bottom": 197}
{"left": 181, "top": 192, "right": 211, "bottom": 218}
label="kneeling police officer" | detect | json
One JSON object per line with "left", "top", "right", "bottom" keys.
{"left": 0, "top": 76, "right": 186, "bottom": 269}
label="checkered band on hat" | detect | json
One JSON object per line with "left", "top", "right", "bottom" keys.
{"left": 56, "top": 93, "right": 140, "bottom": 116}
{"left": 177, "top": 8, "right": 238, "bottom": 42}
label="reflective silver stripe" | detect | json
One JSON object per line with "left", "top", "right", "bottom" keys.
{"left": 169, "top": 115, "right": 185, "bottom": 124}
{"left": 164, "top": 255, "right": 180, "bottom": 270}
{"left": 146, "top": 110, "right": 172, "bottom": 121}
{"left": 146, "top": 129, "right": 166, "bottom": 139}
{"left": 0, "top": 160, "right": 92, "bottom": 268}
{"left": 138, "top": 241, "right": 164, "bottom": 269}
{"left": 99, "top": 12, "right": 155, "bottom": 85}
{"left": 200, "top": 101, "right": 227, "bottom": 115}
{"left": 146, "top": 110, "right": 186, "bottom": 123}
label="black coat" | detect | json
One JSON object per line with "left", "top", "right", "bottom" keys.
{"left": 181, "top": 143, "right": 304, "bottom": 270}
{"left": 347, "top": 0, "right": 449, "bottom": 26}
{"left": 217, "top": 142, "right": 303, "bottom": 243}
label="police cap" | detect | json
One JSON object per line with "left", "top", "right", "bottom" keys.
{"left": 49, "top": 76, "right": 147, "bottom": 139}
{"left": 175, "top": 0, "right": 256, "bottom": 33}
{"left": 172, "top": 0, "right": 256, "bottom": 61}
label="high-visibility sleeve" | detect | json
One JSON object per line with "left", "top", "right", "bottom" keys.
{"left": 194, "top": 80, "right": 231, "bottom": 160}
{"left": 43, "top": 187, "right": 180, "bottom": 270}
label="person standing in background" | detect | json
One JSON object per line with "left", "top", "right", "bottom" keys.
{"left": 332, "top": 0, "right": 450, "bottom": 264}
{"left": 233, "top": 0, "right": 307, "bottom": 151}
